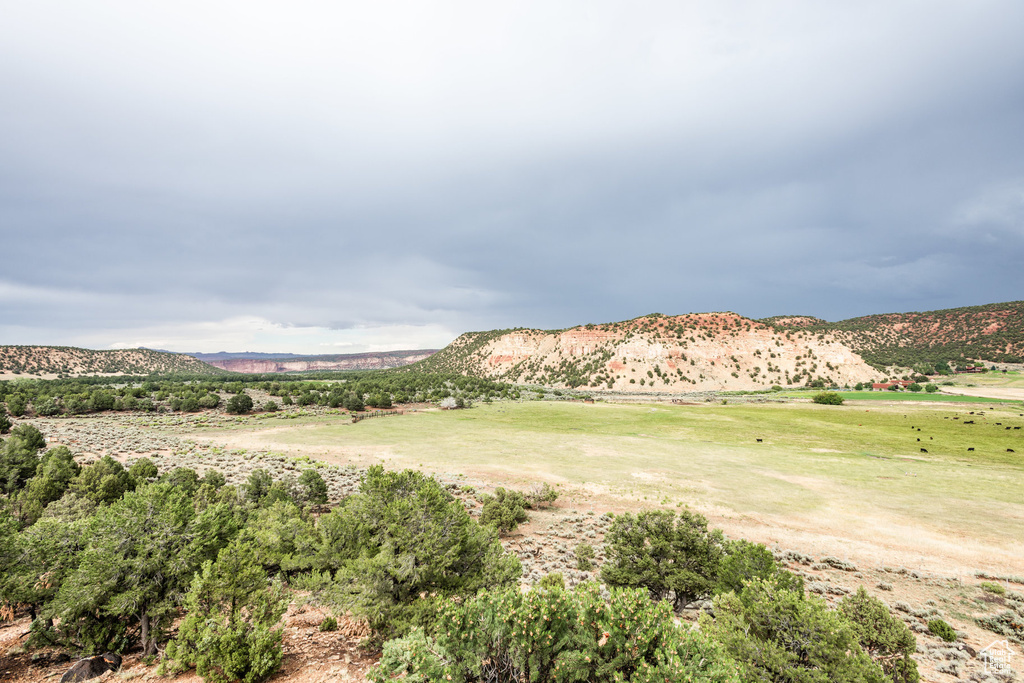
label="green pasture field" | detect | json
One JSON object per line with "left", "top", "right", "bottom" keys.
{"left": 190, "top": 400, "right": 1024, "bottom": 552}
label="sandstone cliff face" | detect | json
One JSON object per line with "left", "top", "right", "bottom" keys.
{"left": 204, "top": 351, "right": 436, "bottom": 374}
{"left": 433, "top": 313, "right": 882, "bottom": 392}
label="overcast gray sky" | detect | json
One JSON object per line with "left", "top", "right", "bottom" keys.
{"left": 2, "top": 1, "right": 1023, "bottom": 353}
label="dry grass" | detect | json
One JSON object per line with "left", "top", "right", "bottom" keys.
{"left": 182, "top": 399, "right": 1024, "bottom": 577}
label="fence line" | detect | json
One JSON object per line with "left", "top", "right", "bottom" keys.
{"left": 351, "top": 409, "right": 405, "bottom": 423}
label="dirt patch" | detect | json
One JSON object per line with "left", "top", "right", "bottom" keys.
{"left": 0, "top": 602, "right": 377, "bottom": 683}
{"left": 943, "top": 387, "right": 1024, "bottom": 401}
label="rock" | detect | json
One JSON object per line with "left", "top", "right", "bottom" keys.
{"left": 60, "top": 653, "right": 121, "bottom": 683}
{"left": 958, "top": 642, "right": 978, "bottom": 657}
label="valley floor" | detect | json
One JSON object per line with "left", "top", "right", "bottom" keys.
{"left": 178, "top": 399, "right": 1024, "bottom": 577}
{"left": 5, "top": 396, "right": 1023, "bottom": 682}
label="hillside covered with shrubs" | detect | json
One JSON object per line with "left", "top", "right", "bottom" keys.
{"left": 781, "top": 300, "right": 1024, "bottom": 367}
{"left": 0, "top": 346, "right": 222, "bottom": 378}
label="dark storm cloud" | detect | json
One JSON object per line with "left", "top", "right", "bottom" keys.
{"left": 2, "top": 1, "right": 1023, "bottom": 352}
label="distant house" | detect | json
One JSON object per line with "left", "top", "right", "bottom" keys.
{"left": 871, "top": 380, "right": 913, "bottom": 391}
{"left": 955, "top": 366, "right": 983, "bottom": 374}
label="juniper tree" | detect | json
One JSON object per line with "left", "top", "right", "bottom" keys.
{"left": 0, "top": 424, "right": 46, "bottom": 494}
{"left": 840, "top": 587, "right": 920, "bottom": 683}
{"left": 239, "top": 499, "right": 319, "bottom": 575}
{"left": 15, "top": 445, "right": 81, "bottom": 524}
{"left": 161, "top": 466, "right": 201, "bottom": 495}
{"left": 343, "top": 392, "right": 364, "bottom": 412}
{"left": 5, "top": 395, "right": 26, "bottom": 417}
{"left": 244, "top": 469, "right": 273, "bottom": 504}
{"left": 0, "top": 508, "right": 22, "bottom": 613}
{"left": 370, "top": 583, "right": 741, "bottom": 683}
{"left": 297, "top": 468, "right": 328, "bottom": 505}
{"left": 11, "top": 423, "right": 45, "bottom": 450}
{"left": 3, "top": 513, "right": 89, "bottom": 632}
{"left": 68, "top": 455, "right": 136, "bottom": 506}
{"left": 46, "top": 482, "right": 232, "bottom": 655}
{"left": 714, "top": 539, "right": 802, "bottom": 596}
{"left": 601, "top": 509, "right": 724, "bottom": 611}
{"left": 324, "top": 466, "right": 521, "bottom": 637}
{"left": 479, "top": 487, "right": 529, "bottom": 534}
{"left": 164, "top": 538, "right": 288, "bottom": 683}
{"left": 702, "top": 579, "right": 886, "bottom": 683}
{"left": 225, "top": 392, "right": 253, "bottom": 414}
{"left": 128, "top": 457, "right": 158, "bottom": 482}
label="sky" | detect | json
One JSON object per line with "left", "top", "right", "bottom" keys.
{"left": 2, "top": 1, "right": 1023, "bottom": 354}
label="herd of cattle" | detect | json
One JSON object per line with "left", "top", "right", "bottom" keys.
{"left": 915, "top": 411, "right": 1021, "bottom": 454}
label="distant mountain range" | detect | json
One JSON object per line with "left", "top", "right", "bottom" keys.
{"left": 0, "top": 347, "right": 439, "bottom": 379}
{"left": 4, "top": 301, "right": 1020, "bottom": 387}
{"left": 168, "top": 351, "right": 313, "bottom": 361}
{"left": 410, "top": 301, "right": 1024, "bottom": 392}
{"left": 184, "top": 349, "right": 439, "bottom": 373}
